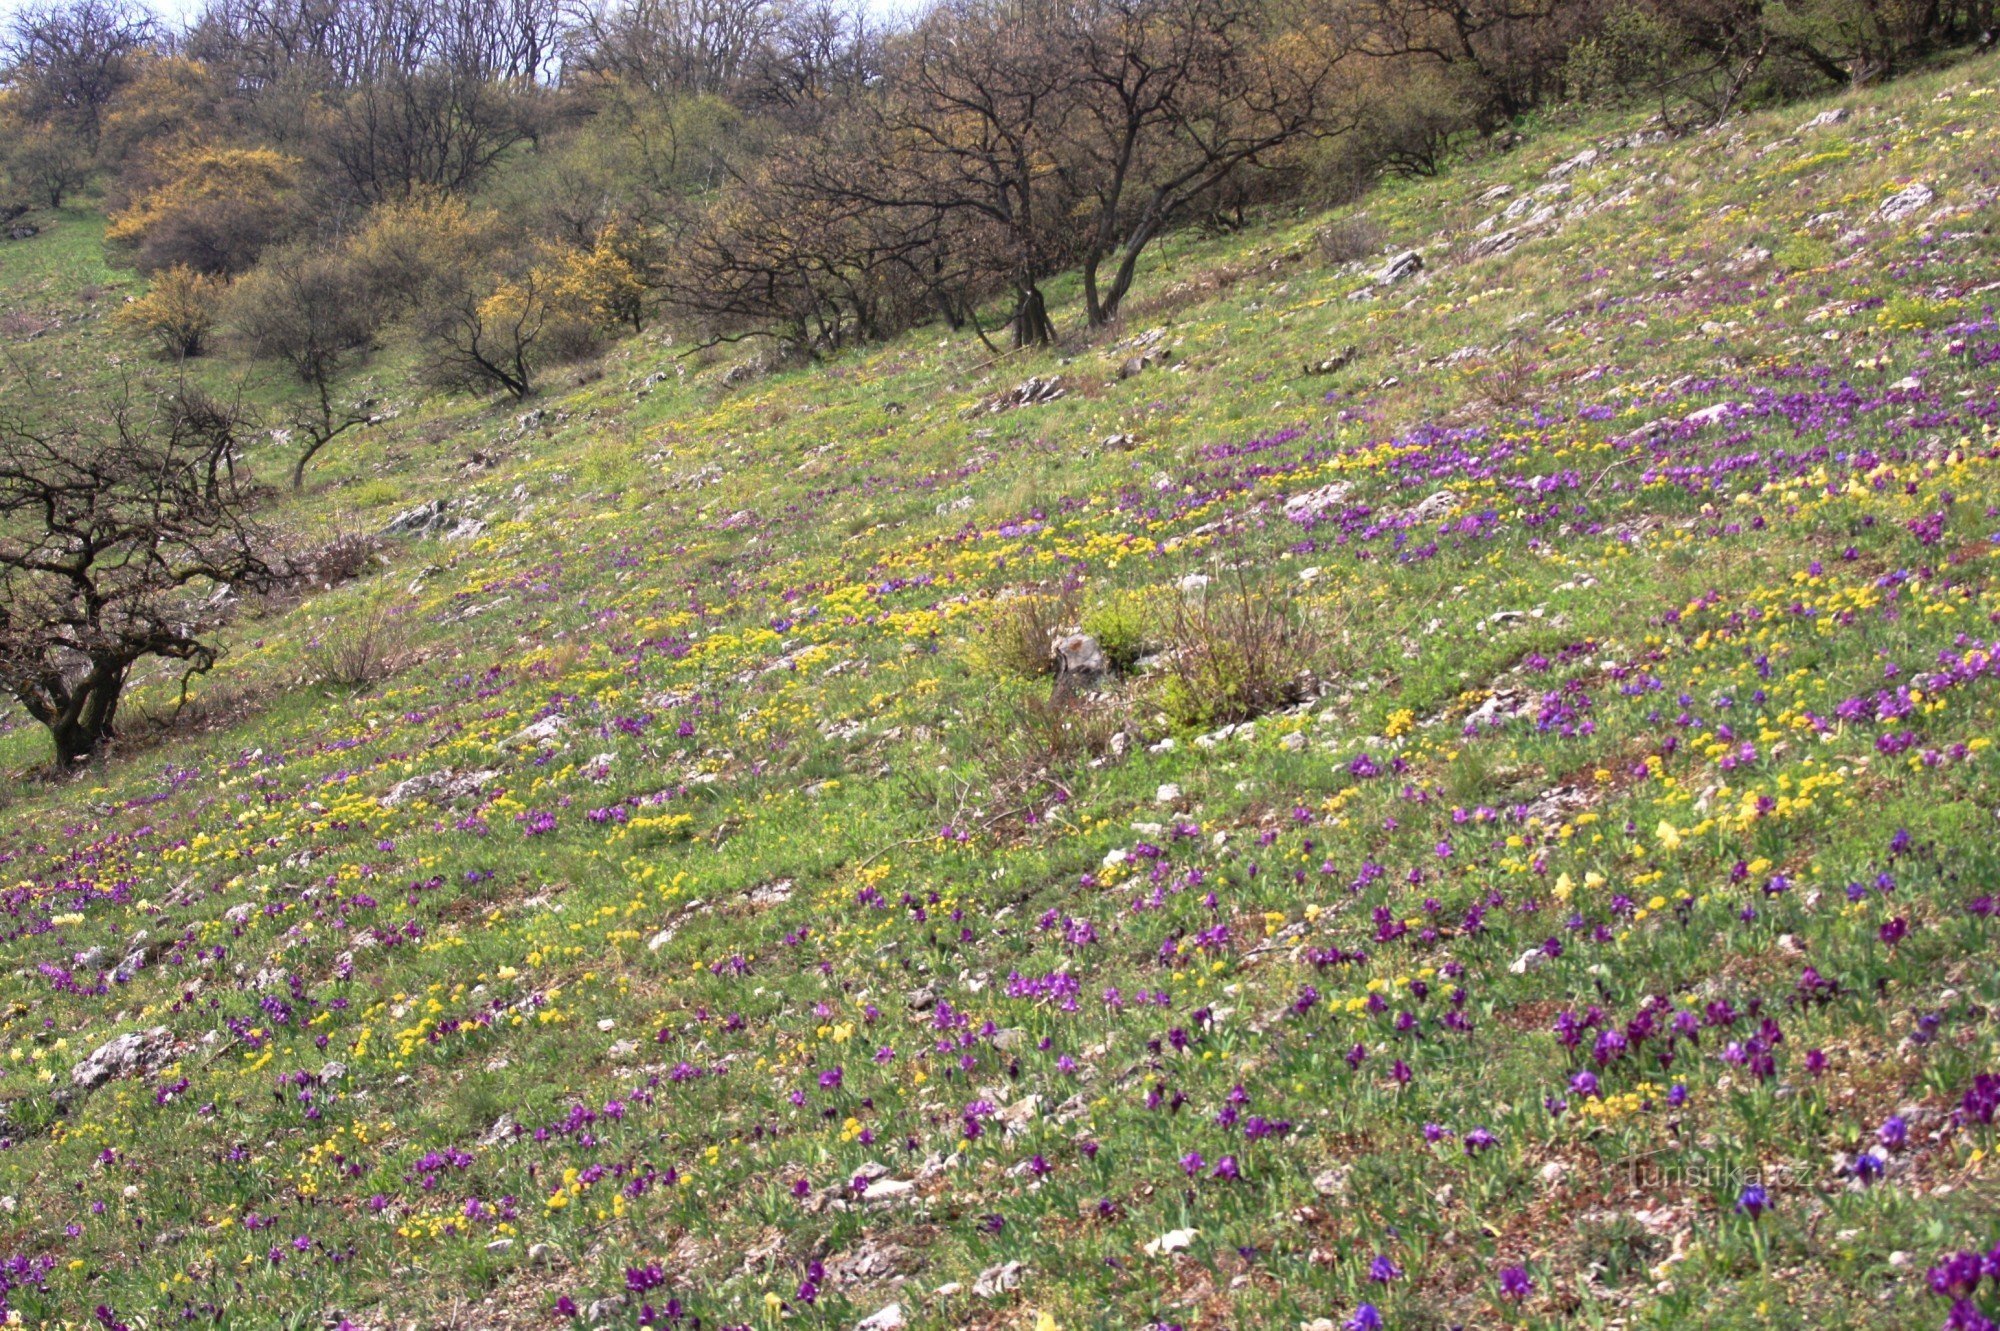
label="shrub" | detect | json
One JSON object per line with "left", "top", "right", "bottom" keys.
{"left": 1, "top": 118, "right": 91, "bottom": 209}
{"left": 418, "top": 275, "right": 547, "bottom": 400}
{"left": 347, "top": 191, "right": 494, "bottom": 314}
{"left": 966, "top": 582, "right": 1082, "bottom": 679}
{"left": 226, "top": 244, "right": 377, "bottom": 379}
{"left": 114, "top": 264, "right": 222, "bottom": 357}
{"left": 1158, "top": 571, "right": 1321, "bottom": 728}
{"left": 538, "top": 223, "right": 649, "bottom": 336}
{"left": 105, "top": 145, "right": 300, "bottom": 275}
{"left": 293, "top": 531, "right": 382, "bottom": 590}
{"left": 1081, "top": 589, "right": 1154, "bottom": 674}
{"left": 1314, "top": 215, "right": 1385, "bottom": 266}
{"left": 307, "top": 601, "right": 406, "bottom": 690}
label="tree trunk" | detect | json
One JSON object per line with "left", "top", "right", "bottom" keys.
{"left": 1012, "top": 286, "right": 1055, "bottom": 347}
{"left": 47, "top": 664, "right": 126, "bottom": 766}
{"left": 291, "top": 438, "right": 322, "bottom": 491}
{"left": 1083, "top": 253, "right": 1106, "bottom": 328}
{"left": 1095, "top": 218, "right": 1166, "bottom": 329}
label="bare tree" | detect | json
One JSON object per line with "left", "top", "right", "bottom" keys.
{"left": 0, "top": 382, "right": 278, "bottom": 766}
{"left": 659, "top": 142, "right": 970, "bottom": 354}
{"left": 2, "top": 0, "right": 159, "bottom": 144}
{"left": 567, "top": 0, "right": 777, "bottom": 96}
{"left": 1063, "top": 0, "right": 1343, "bottom": 327}
{"left": 227, "top": 243, "right": 382, "bottom": 487}
{"left": 809, "top": 0, "right": 1081, "bottom": 347}
{"left": 322, "top": 64, "right": 532, "bottom": 203}
{"left": 418, "top": 269, "right": 547, "bottom": 398}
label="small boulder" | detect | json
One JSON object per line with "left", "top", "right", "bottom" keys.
{"left": 381, "top": 498, "right": 451, "bottom": 539}
{"left": 1403, "top": 490, "right": 1457, "bottom": 524}
{"left": 972, "top": 1261, "right": 1024, "bottom": 1298}
{"left": 1052, "top": 632, "right": 1108, "bottom": 697}
{"left": 1303, "top": 346, "right": 1358, "bottom": 376}
{"left": 1465, "top": 227, "right": 1524, "bottom": 260}
{"left": 1877, "top": 183, "right": 1935, "bottom": 223}
{"left": 1546, "top": 147, "right": 1599, "bottom": 180}
{"left": 1375, "top": 250, "right": 1423, "bottom": 285}
{"left": 1283, "top": 481, "right": 1353, "bottom": 520}
{"left": 72, "top": 1027, "right": 176, "bottom": 1090}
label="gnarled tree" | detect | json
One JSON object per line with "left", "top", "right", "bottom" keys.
{"left": 0, "top": 385, "right": 278, "bottom": 766}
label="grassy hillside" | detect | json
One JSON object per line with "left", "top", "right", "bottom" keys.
{"left": 3, "top": 55, "right": 2000, "bottom": 1331}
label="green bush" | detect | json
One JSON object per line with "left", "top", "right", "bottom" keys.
{"left": 1081, "top": 590, "right": 1154, "bottom": 674}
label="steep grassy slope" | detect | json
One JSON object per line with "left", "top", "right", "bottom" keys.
{"left": 3, "top": 57, "right": 2000, "bottom": 1331}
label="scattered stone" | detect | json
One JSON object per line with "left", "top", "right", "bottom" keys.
{"left": 971, "top": 1260, "right": 1023, "bottom": 1298}
{"left": 1802, "top": 106, "right": 1850, "bottom": 129}
{"left": 1283, "top": 481, "right": 1353, "bottom": 520}
{"left": 1303, "top": 345, "right": 1358, "bottom": 376}
{"left": 1375, "top": 250, "right": 1423, "bottom": 285}
{"left": 71, "top": 1028, "right": 176, "bottom": 1090}
{"left": 1312, "top": 1166, "right": 1351, "bottom": 1198}
{"left": 969, "top": 376, "right": 1065, "bottom": 416}
{"left": 1877, "top": 183, "right": 1935, "bottom": 223}
{"left": 1509, "top": 947, "right": 1550, "bottom": 975}
{"left": 1114, "top": 332, "right": 1176, "bottom": 379}
{"left": 1402, "top": 490, "right": 1457, "bottom": 524}
{"left": 503, "top": 716, "right": 568, "bottom": 750}
{"left": 1155, "top": 783, "right": 1182, "bottom": 807}
{"left": 1546, "top": 148, "right": 1599, "bottom": 180}
{"left": 1144, "top": 1228, "right": 1198, "bottom": 1256}
{"left": 380, "top": 768, "right": 499, "bottom": 809}
{"left": 856, "top": 1305, "right": 906, "bottom": 1331}
{"left": 381, "top": 499, "right": 452, "bottom": 538}
{"left": 1464, "top": 687, "right": 1529, "bottom": 731}
{"left": 1052, "top": 633, "right": 1108, "bottom": 696}
{"left": 1465, "top": 227, "right": 1524, "bottom": 260}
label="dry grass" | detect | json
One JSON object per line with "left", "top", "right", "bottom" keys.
{"left": 307, "top": 601, "right": 410, "bottom": 690}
